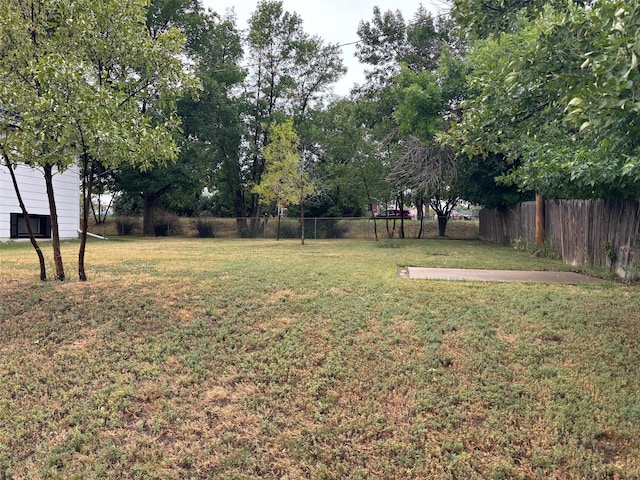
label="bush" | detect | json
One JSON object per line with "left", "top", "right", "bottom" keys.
{"left": 302, "top": 218, "right": 348, "bottom": 239}
{"left": 512, "top": 237, "right": 560, "bottom": 260}
{"left": 278, "top": 220, "right": 299, "bottom": 239}
{"left": 114, "top": 217, "right": 140, "bottom": 236}
{"left": 194, "top": 218, "right": 216, "bottom": 238}
{"left": 154, "top": 211, "right": 183, "bottom": 236}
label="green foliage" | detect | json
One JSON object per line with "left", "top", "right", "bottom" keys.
{"left": 311, "top": 100, "right": 390, "bottom": 216}
{"left": 513, "top": 237, "right": 561, "bottom": 260}
{"left": 456, "top": 154, "right": 534, "bottom": 208}
{"left": 300, "top": 218, "right": 349, "bottom": 239}
{"left": 602, "top": 241, "right": 617, "bottom": 264}
{"left": 114, "top": 2, "right": 244, "bottom": 227}
{"left": 451, "top": 0, "right": 640, "bottom": 200}
{"left": 0, "top": 0, "right": 197, "bottom": 278}
{"left": 451, "top": 0, "right": 576, "bottom": 39}
{"left": 0, "top": 0, "right": 192, "bottom": 170}
{"left": 353, "top": 8, "right": 478, "bottom": 237}
{"left": 242, "top": 1, "right": 345, "bottom": 222}
{"left": 356, "top": 5, "right": 453, "bottom": 89}
{"left": 253, "top": 119, "right": 309, "bottom": 208}
{"left": 394, "top": 66, "right": 445, "bottom": 138}
{"left": 113, "top": 193, "right": 143, "bottom": 217}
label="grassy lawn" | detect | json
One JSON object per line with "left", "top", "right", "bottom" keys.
{"left": 1, "top": 237, "right": 639, "bottom": 479}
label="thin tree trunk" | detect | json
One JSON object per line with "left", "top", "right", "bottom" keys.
{"left": 399, "top": 192, "right": 405, "bottom": 239}
{"left": 2, "top": 151, "right": 47, "bottom": 280}
{"left": 277, "top": 210, "right": 281, "bottom": 241}
{"left": 78, "top": 154, "right": 95, "bottom": 281}
{"left": 358, "top": 163, "right": 378, "bottom": 241}
{"left": 300, "top": 186, "right": 305, "bottom": 245}
{"left": 417, "top": 197, "right": 425, "bottom": 239}
{"left": 44, "top": 164, "right": 65, "bottom": 280}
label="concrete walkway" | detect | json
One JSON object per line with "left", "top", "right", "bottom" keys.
{"left": 401, "top": 267, "right": 607, "bottom": 284}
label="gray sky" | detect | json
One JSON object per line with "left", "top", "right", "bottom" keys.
{"left": 200, "top": 0, "right": 450, "bottom": 96}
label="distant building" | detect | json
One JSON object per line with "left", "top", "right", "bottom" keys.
{"left": 0, "top": 163, "right": 79, "bottom": 241}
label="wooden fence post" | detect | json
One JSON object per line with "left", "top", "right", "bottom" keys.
{"left": 536, "top": 194, "right": 545, "bottom": 245}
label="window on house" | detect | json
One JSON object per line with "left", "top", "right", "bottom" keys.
{"left": 10, "top": 213, "right": 51, "bottom": 239}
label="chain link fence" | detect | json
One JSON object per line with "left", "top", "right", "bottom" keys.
{"left": 91, "top": 215, "right": 479, "bottom": 240}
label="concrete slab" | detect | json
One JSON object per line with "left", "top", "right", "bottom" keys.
{"left": 401, "top": 267, "right": 607, "bottom": 284}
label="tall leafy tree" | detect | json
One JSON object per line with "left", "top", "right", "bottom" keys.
{"left": 450, "top": 0, "right": 640, "bottom": 199}
{"left": 0, "top": 0, "right": 191, "bottom": 280}
{"left": 391, "top": 55, "right": 470, "bottom": 236}
{"left": 310, "top": 100, "right": 388, "bottom": 218}
{"left": 239, "top": 0, "right": 344, "bottom": 234}
{"left": 354, "top": 6, "right": 463, "bottom": 237}
{"left": 113, "top": 0, "right": 243, "bottom": 236}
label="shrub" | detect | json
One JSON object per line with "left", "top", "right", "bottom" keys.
{"left": 114, "top": 217, "right": 140, "bottom": 236}
{"left": 302, "top": 218, "right": 348, "bottom": 239}
{"left": 154, "top": 211, "right": 183, "bottom": 236}
{"left": 194, "top": 218, "right": 216, "bottom": 238}
{"left": 512, "top": 237, "right": 560, "bottom": 260}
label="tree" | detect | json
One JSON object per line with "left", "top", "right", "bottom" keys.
{"left": 389, "top": 50, "right": 471, "bottom": 237}
{"left": 253, "top": 119, "right": 315, "bottom": 243}
{"left": 356, "top": 5, "right": 453, "bottom": 90}
{"left": 449, "top": 0, "right": 640, "bottom": 200}
{"left": 184, "top": 9, "right": 246, "bottom": 233}
{"left": 390, "top": 139, "right": 460, "bottom": 236}
{"left": 451, "top": 0, "right": 573, "bottom": 39}
{"left": 1, "top": 150, "right": 47, "bottom": 280}
{"left": 562, "top": 1, "right": 640, "bottom": 192}
{"left": 0, "top": 0, "right": 194, "bottom": 280}
{"left": 353, "top": 6, "right": 465, "bottom": 238}
{"left": 311, "top": 100, "right": 387, "bottom": 216}
{"left": 240, "top": 0, "right": 344, "bottom": 234}
{"left": 111, "top": 1, "right": 243, "bottom": 236}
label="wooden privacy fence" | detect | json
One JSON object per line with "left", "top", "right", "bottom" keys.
{"left": 479, "top": 199, "right": 640, "bottom": 280}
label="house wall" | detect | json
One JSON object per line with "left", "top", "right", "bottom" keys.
{"left": 0, "top": 163, "right": 79, "bottom": 241}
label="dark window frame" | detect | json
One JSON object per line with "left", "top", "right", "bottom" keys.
{"left": 10, "top": 213, "right": 51, "bottom": 239}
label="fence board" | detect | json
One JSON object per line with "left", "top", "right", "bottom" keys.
{"left": 481, "top": 199, "right": 640, "bottom": 280}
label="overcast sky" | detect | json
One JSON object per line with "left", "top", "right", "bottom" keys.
{"left": 199, "top": 0, "right": 450, "bottom": 96}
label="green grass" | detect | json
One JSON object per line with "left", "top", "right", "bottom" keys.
{"left": 1, "top": 238, "right": 638, "bottom": 479}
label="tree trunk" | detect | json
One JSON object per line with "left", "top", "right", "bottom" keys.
{"left": 276, "top": 211, "right": 281, "bottom": 241}
{"left": 385, "top": 216, "right": 396, "bottom": 239}
{"left": 141, "top": 184, "right": 172, "bottom": 237}
{"left": 78, "top": 155, "right": 95, "bottom": 281}
{"left": 417, "top": 197, "right": 425, "bottom": 239}
{"left": 2, "top": 153, "right": 47, "bottom": 280}
{"left": 44, "top": 164, "right": 65, "bottom": 280}
{"left": 300, "top": 187, "right": 305, "bottom": 245}
{"left": 142, "top": 193, "right": 157, "bottom": 237}
{"left": 234, "top": 188, "right": 247, "bottom": 236}
{"left": 437, "top": 214, "right": 448, "bottom": 237}
{"left": 398, "top": 193, "right": 405, "bottom": 239}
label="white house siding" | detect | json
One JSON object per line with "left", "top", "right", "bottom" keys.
{"left": 0, "top": 163, "right": 79, "bottom": 241}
